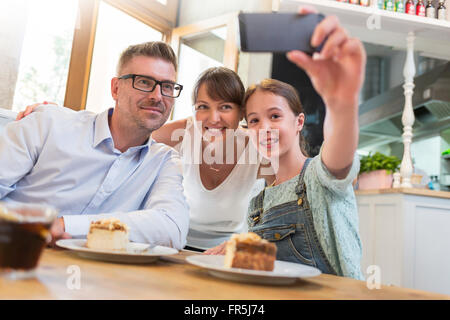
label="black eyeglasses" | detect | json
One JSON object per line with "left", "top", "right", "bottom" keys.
{"left": 118, "top": 74, "right": 183, "bottom": 98}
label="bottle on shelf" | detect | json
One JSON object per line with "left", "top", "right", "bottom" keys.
{"left": 406, "top": 0, "right": 416, "bottom": 14}
{"left": 385, "top": 0, "right": 395, "bottom": 10}
{"left": 336, "top": 0, "right": 349, "bottom": 3}
{"left": 360, "top": 0, "right": 370, "bottom": 6}
{"left": 426, "top": 0, "right": 436, "bottom": 18}
{"left": 349, "top": 0, "right": 360, "bottom": 4}
{"left": 417, "top": 0, "right": 426, "bottom": 16}
{"left": 437, "top": 0, "right": 447, "bottom": 20}
{"left": 396, "top": 0, "right": 405, "bottom": 12}
{"left": 378, "top": 0, "right": 385, "bottom": 9}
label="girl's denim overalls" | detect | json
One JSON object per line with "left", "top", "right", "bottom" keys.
{"left": 247, "top": 158, "right": 336, "bottom": 275}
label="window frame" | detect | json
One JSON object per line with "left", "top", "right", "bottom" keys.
{"left": 64, "top": 0, "right": 174, "bottom": 111}
{"left": 169, "top": 12, "right": 240, "bottom": 120}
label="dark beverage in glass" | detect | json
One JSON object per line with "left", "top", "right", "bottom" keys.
{"left": 0, "top": 203, "right": 57, "bottom": 279}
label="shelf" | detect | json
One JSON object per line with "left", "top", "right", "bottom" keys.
{"left": 355, "top": 187, "right": 450, "bottom": 199}
{"left": 280, "top": 0, "right": 450, "bottom": 60}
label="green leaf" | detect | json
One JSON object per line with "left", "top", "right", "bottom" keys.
{"left": 359, "top": 152, "right": 401, "bottom": 174}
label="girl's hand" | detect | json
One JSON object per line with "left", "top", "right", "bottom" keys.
{"left": 203, "top": 242, "right": 227, "bottom": 255}
{"left": 286, "top": 7, "right": 366, "bottom": 112}
{"left": 16, "top": 101, "right": 57, "bottom": 121}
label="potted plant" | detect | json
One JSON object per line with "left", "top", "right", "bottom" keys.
{"left": 357, "top": 152, "right": 401, "bottom": 190}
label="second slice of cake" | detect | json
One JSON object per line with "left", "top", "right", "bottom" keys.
{"left": 86, "top": 218, "right": 129, "bottom": 251}
{"left": 224, "top": 232, "right": 277, "bottom": 271}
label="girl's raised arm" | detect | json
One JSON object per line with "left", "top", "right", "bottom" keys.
{"left": 287, "top": 7, "right": 366, "bottom": 179}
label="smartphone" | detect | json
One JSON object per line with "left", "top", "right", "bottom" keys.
{"left": 238, "top": 12, "right": 325, "bottom": 54}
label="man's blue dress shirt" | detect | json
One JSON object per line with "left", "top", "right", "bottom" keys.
{"left": 0, "top": 106, "right": 189, "bottom": 249}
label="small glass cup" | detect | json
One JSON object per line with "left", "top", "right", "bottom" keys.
{"left": 0, "top": 202, "right": 58, "bottom": 280}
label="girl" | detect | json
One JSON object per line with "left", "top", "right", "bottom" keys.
{"left": 18, "top": 67, "right": 269, "bottom": 251}
{"left": 206, "top": 8, "right": 367, "bottom": 280}
{"left": 244, "top": 79, "right": 363, "bottom": 279}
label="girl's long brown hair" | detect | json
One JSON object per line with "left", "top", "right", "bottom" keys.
{"left": 243, "top": 79, "right": 309, "bottom": 157}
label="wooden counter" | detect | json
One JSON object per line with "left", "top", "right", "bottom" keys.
{"left": 355, "top": 188, "right": 450, "bottom": 199}
{"left": 1, "top": 248, "right": 449, "bottom": 300}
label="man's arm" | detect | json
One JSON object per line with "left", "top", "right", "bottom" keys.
{"left": 62, "top": 152, "right": 190, "bottom": 250}
{"left": 15, "top": 101, "right": 58, "bottom": 120}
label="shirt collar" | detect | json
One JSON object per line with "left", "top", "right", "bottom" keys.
{"left": 93, "top": 108, "right": 114, "bottom": 148}
{"left": 93, "top": 108, "right": 154, "bottom": 151}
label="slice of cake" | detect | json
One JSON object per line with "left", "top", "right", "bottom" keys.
{"left": 86, "top": 218, "right": 129, "bottom": 251}
{"left": 224, "top": 232, "right": 277, "bottom": 271}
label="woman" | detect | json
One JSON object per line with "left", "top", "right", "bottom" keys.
{"left": 151, "top": 67, "right": 269, "bottom": 250}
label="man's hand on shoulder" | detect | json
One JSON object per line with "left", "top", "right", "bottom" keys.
{"left": 15, "top": 101, "right": 58, "bottom": 121}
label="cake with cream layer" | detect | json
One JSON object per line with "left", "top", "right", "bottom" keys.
{"left": 224, "top": 232, "right": 277, "bottom": 271}
{"left": 86, "top": 218, "right": 129, "bottom": 251}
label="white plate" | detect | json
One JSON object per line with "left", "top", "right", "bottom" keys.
{"left": 186, "top": 255, "right": 321, "bottom": 285}
{"left": 56, "top": 239, "right": 178, "bottom": 264}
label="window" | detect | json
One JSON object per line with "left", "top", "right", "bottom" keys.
{"left": 411, "top": 135, "right": 441, "bottom": 178}
{"left": 172, "top": 37, "right": 224, "bottom": 120}
{"left": 170, "top": 14, "right": 239, "bottom": 120}
{"left": 85, "top": 1, "right": 163, "bottom": 113}
{"left": 12, "top": 0, "right": 79, "bottom": 111}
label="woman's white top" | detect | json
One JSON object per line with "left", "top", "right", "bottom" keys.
{"left": 176, "top": 117, "right": 264, "bottom": 249}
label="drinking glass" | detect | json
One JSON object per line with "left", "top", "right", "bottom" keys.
{"left": 0, "top": 202, "right": 58, "bottom": 280}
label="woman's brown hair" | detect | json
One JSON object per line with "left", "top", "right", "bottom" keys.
{"left": 192, "top": 67, "right": 245, "bottom": 110}
{"left": 243, "top": 79, "right": 309, "bottom": 157}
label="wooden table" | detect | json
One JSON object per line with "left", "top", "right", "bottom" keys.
{"left": 1, "top": 248, "right": 449, "bottom": 300}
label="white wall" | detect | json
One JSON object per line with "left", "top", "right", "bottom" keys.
{"left": 177, "top": 0, "right": 274, "bottom": 88}
{"left": 177, "top": 0, "right": 273, "bottom": 26}
{"left": 411, "top": 135, "right": 441, "bottom": 177}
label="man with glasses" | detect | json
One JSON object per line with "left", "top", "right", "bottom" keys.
{"left": 0, "top": 42, "right": 189, "bottom": 249}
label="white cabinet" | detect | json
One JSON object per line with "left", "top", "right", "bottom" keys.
{"left": 357, "top": 190, "right": 450, "bottom": 295}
